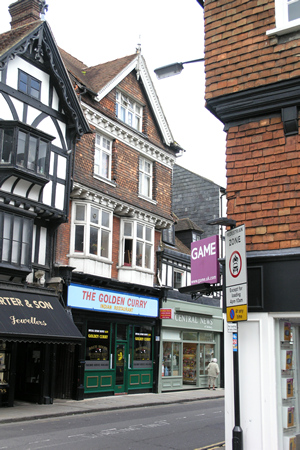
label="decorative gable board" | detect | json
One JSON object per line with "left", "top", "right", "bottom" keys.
{"left": 0, "top": 21, "right": 89, "bottom": 220}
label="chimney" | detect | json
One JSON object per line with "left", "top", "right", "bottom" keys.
{"left": 9, "top": 0, "right": 41, "bottom": 29}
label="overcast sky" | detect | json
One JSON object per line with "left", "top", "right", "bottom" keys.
{"left": 0, "top": 0, "right": 226, "bottom": 187}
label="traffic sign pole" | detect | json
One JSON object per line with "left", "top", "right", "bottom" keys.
{"left": 225, "top": 224, "right": 247, "bottom": 450}
{"left": 232, "top": 326, "right": 243, "bottom": 450}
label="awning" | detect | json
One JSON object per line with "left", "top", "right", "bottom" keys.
{"left": 0, "top": 289, "right": 84, "bottom": 344}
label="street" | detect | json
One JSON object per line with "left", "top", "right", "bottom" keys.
{"left": 0, "top": 398, "right": 224, "bottom": 449}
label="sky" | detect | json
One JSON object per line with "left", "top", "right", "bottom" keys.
{"left": 0, "top": 0, "right": 227, "bottom": 187}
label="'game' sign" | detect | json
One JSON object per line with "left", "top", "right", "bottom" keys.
{"left": 191, "top": 235, "right": 220, "bottom": 285}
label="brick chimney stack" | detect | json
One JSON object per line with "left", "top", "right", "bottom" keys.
{"left": 9, "top": 0, "right": 41, "bottom": 29}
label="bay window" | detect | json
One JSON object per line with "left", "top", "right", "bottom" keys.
{"left": 0, "top": 122, "right": 52, "bottom": 177}
{"left": 73, "top": 203, "right": 111, "bottom": 259}
{"left": 121, "top": 220, "right": 153, "bottom": 270}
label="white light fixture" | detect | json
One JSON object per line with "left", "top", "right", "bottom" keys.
{"left": 154, "top": 58, "right": 204, "bottom": 79}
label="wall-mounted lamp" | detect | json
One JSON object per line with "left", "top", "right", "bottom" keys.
{"left": 154, "top": 58, "right": 204, "bottom": 79}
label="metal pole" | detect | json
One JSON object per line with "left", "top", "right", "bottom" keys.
{"left": 232, "top": 323, "right": 243, "bottom": 450}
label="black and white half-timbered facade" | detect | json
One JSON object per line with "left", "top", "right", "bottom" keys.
{"left": 0, "top": 0, "right": 89, "bottom": 407}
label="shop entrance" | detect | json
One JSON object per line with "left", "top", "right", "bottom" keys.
{"left": 115, "top": 341, "right": 128, "bottom": 394}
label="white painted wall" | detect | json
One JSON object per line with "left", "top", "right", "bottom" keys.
{"left": 225, "top": 313, "right": 279, "bottom": 449}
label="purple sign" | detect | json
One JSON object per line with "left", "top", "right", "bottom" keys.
{"left": 191, "top": 235, "right": 220, "bottom": 285}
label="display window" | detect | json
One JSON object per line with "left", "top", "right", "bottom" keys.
{"left": 133, "top": 326, "right": 152, "bottom": 368}
{"left": 86, "top": 323, "right": 110, "bottom": 369}
{"left": 162, "top": 342, "right": 180, "bottom": 376}
{"left": 183, "top": 343, "right": 197, "bottom": 385}
{"left": 200, "top": 343, "right": 215, "bottom": 375}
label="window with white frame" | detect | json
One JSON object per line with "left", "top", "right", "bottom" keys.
{"left": 139, "top": 157, "right": 152, "bottom": 199}
{"left": 73, "top": 203, "right": 111, "bottom": 259}
{"left": 173, "top": 268, "right": 185, "bottom": 289}
{"left": 121, "top": 220, "right": 153, "bottom": 270}
{"left": 94, "top": 133, "right": 112, "bottom": 180}
{"left": 274, "top": 0, "right": 300, "bottom": 29}
{"left": 116, "top": 91, "right": 142, "bottom": 131}
{"left": 192, "top": 232, "right": 202, "bottom": 242}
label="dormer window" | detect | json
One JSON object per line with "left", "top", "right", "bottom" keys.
{"left": 0, "top": 121, "right": 53, "bottom": 179}
{"left": 18, "top": 70, "right": 41, "bottom": 100}
{"left": 116, "top": 91, "right": 142, "bottom": 131}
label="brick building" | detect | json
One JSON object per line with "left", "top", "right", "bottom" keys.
{"left": 203, "top": 0, "right": 300, "bottom": 448}
{"left": 57, "top": 47, "right": 181, "bottom": 396}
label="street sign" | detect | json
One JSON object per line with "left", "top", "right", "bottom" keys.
{"left": 227, "top": 322, "right": 237, "bottom": 333}
{"left": 225, "top": 224, "right": 248, "bottom": 322}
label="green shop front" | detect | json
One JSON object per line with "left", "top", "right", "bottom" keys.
{"left": 159, "top": 298, "right": 223, "bottom": 392}
{"left": 68, "top": 283, "right": 159, "bottom": 396}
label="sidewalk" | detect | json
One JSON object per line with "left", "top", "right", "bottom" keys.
{"left": 0, "top": 388, "right": 224, "bottom": 424}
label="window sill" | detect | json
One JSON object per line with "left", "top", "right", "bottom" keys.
{"left": 117, "top": 264, "right": 154, "bottom": 275}
{"left": 68, "top": 253, "right": 113, "bottom": 265}
{"left": 266, "top": 22, "right": 300, "bottom": 37}
{"left": 93, "top": 174, "right": 116, "bottom": 187}
{"left": 138, "top": 194, "right": 157, "bottom": 205}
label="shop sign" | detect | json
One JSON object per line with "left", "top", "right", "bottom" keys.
{"left": 174, "top": 313, "right": 214, "bottom": 329}
{"left": 68, "top": 283, "right": 159, "bottom": 318}
{"left": 160, "top": 308, "right": 174, "bottom": 319}
{"left": 191, "top": 235, "right": 220, "bottom": 285}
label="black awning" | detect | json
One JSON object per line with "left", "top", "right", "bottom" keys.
{"left": 0, "top": 289, "right": 83, "bottom": 344}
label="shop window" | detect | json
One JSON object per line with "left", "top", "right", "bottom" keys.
{"left": 183, "top": 343, "right": 197, "bottom": 385}
{"left": 182, "top": 332, "right": 198, "bottom": 341}
{"left": 199, "top": 331, "right": 214, "bottom": 342}
{"left": 73, "top": 202, "right": 111, "bottom": 259}
{"left": 199, "top": 343, "right": 215, "bottom": 375}
{"left": 94, "top": 133, "right": 112, "bottom": 180}
{"left": 18, "top": 70, "right": 41, "bottom": 100}
{"left": 162, "top": 342, "right": 180, "bottom": 377}
{"left": 133, "top": 326, "right": 152, "bottom": 368}
{"left": 121, "top": 220, "right": 153, "bottom": 270}
{"left": 0, "top": 211, "right": 32, "bottom": 270}
{"left": 116, "top": 91, "right": 142, "bottom": 131}
{"left": 86, "top": 325, "right": 110, "bottom": 369}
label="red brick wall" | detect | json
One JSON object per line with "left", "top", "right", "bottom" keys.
{"left": 111, "top": 216, "right": 120, "bottom": 279}
{"left": 226, "top": 117, "right": 300, "bottom": 251}
{"left": 55, "top": 202, "right": 71, "bottom": 265}
{"left": 204, "top": 0, "right": 300, "bottom": 99}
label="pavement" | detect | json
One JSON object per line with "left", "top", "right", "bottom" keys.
{"left": 0, "top": 388, "right": 224, "bottom": 424}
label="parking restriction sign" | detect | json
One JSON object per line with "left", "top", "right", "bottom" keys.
{"left": 225, "top": 224, "right": 248, "bottom": 322}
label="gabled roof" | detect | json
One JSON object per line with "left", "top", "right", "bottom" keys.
{"left": 60, "top": 50, "right": 177, "bottom": 148}
{"left": 0, "top": 21, "right": 90, "bottom": 137}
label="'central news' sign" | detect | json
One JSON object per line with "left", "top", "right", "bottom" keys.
{"left": 191, "top": 235, "right": 220, "bottom": 285}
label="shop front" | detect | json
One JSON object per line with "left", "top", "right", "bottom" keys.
{"left": 159, "top": 298, "right": 223, "bottom": 392}
{"left": 67, "top": 283, "right": 159, "bottom": 396}
{"left": 0, "top": 287, "right": 84, "bottom": 407}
